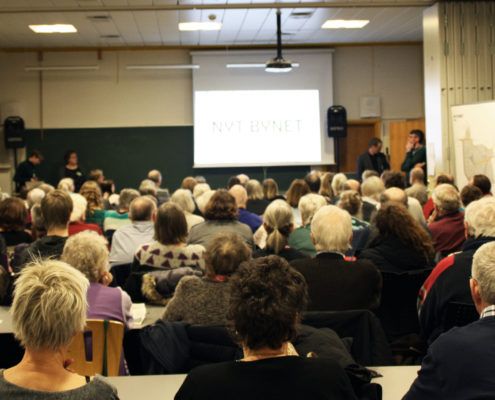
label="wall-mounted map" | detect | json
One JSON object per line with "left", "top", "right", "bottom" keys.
{"left": 452, "top": 101, "right": 495, "bottom": 188}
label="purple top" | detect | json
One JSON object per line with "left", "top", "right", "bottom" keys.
{"left": 87, "top": 283, "right": 133, "bottom": 328}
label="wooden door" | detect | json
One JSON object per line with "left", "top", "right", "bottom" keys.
{"left": 389, "top": 119, "right": 426, "bottom": 172}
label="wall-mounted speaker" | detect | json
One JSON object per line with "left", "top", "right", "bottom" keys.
{"left": 327, "top": 106, "right": 347, "bottom": 138}
{"left": 4, "top": 116, "right": 26, "bottom": 149}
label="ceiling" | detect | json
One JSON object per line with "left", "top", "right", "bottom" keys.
{"left": 0, "top": 0, "right": 433, "bottom": 49}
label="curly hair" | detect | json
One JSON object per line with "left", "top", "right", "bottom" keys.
{"left": 286, "top": 179, "right": 310, "bottom": 208}
{"left": 203, "top": 189, "right": 237, "bottom": 221}
{"left": 375, "top": 202, "right": 434, "bottom": 261}
{"left": 338, "top": 190, "right": 362, "bottom": 217}
{"left": 0, "top": 197, "right": 28, "bottom": 231}
{"left": 79, "top": 181, "right": 103, "bottom": 213}
{"left": 228, "top": 255, "right": 308, "bottom": 351}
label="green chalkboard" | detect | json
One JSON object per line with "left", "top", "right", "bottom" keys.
{"left": 25, "top": 126, "right": 310, "bottom": 192}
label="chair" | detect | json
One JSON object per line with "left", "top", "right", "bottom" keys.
{"left": 444, "top": 302, "right": 478, "bottom": 331}
{"left": 67, "top": 319, "right": 124, "bottom": 376}
{"left": 109, "top": 263, "right": 132, "bottom": 288}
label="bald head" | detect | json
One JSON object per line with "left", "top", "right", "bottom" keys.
{"left": 229, "top": 184, "right": 248, "bottom": 209}
{"left": 381, "top": 187, "right": 408, "bottom": 206}
{"left": 129, "top": 196, "right": 157, "bottom": 222}
{"left": 147, "top": 170, "right": 162, "bottom": 187}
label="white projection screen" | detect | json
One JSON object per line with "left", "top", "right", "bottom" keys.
{"left": 192, "top": 50, "right": 334, "bottom": 168}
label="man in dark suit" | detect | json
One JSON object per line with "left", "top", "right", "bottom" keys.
{"left": 13, "top": 150, "right": 43, "bottom": 192}
{"left": 291, "top": 205, "right": 381, "bottom": 311}
{"left": 404, "top": 241, "right": 495, "bottom": 399}
{"left": 356, "top": 138, "right": 390, "bottom": 181}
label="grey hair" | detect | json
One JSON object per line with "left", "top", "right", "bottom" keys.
{"left": 196, "top": 190, "right": 216, "bottom": 214}
{"left": 139, "top": 179, "right": 157, "bottom": 196}
{"left": 61, "top": 230, "right": 109, "bottom": 282}
{"left": 69, "top": 193, "right": 88, "bottom": 222}
{"left": 119, "top": 188, "right": 140, "bottom": 210}
{"left": 472, "top": 242, "right": 495, "bottom": 305}
{"left": 432, "top": 184, "right": 461, "bottom": 213}
{"left": 12, "top": 260, "right": 89, "bottom": 351}
{"left": 193, "top": 183, "right": 212, "bottom": 200}
{"left": 27, "top": 188, "right": 45, "bottom": 208}
{"left": 57, "top": 178, "right": 75, "bottom": 193}
{"left": 361, "top": 176, "right": 385, "bottom": 200}
{"left": 171, "top": 188, "right": 196, "bottom": 214}
{"left": 331, "top": 173, "right": 348, "bottom": 197}
{"left": 299, "top": 193, "right": 327, "bottom": 226}
{"left": 311, "top": 205, "right": 352, "bottom": 253}
{"left": 465, "top": 197, "right": 495, "bottom": 237}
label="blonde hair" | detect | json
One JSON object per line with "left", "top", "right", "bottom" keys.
{"left": 472, "top": 242, "right": 495, "bottom": 305}
{"left": 62, "top": 231, "right": 109, "bottom": 282}
{"left": 171, "top": 188, "right": 196, "bottom": 214}
{"left": 193, "top": 183, "right": 211, "bottom": 200}
{"left": 263, "top": 200, "right": 294, "bottom": 254}
{"left": 319, "top": 172, "right": 334, "bottom": 199}
{"left": 262, "top": 178, "right": 279, "bottom": 200}
{"left": 80, "top": 180, "right": 103, "bottom": 212}
{"left": 57, "top": 178, "right": 75, "bottom": 193}
{"left": 299, "top": 194, "right": 327, "bottom": 226}
{"left": 12, "top": 260, "right": 89, "bottom": 351}
{"left": 311, "top": 205, "right": 352, "bottom": 253}
{"left": 69, "top": 193, "right": 88, "bottom": 222}
{"left": 246, "top": 179, "right": 264, "bottom": 201}
{"left": 331, "top": 173, "right": 348, "bottom": 197}
{"left": 196, "top": 190, "right": 216, "bottom": 214}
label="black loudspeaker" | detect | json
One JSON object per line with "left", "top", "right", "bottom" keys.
{"left": 4, "top": 116, "right": 26, "bottom": 149}
{"left": 327, "top": 106, "right": 347, "bottom": 138}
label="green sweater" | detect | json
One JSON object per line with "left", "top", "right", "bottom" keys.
{"left": 288, "top": 225, "right": 316, "bottom": 257}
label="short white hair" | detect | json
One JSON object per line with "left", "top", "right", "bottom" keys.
{"left": 139, "top": 179, "right": 157, "bottom": 196}
{"left": 57, "top": 177, "right": 75, "bottom": 193}
{"left": 27, "top": 188, "right": 45, "bottom": 208}
{"left": 472, "top": 241, "right": 495, "bottom": 305}
{"left": 361, "top": 176, "right": 385, "bottom": 200}
{"left": 311, "top": 205, "right": 352, "bottom": 253}
{"left": 432, "top": 184, "right": 461, "bottom": 213}
{"left": 12, "top": 260, "right": 89, "bottom": 351}
{"left": 171, "top": 188, "right": 195, "bottom": 214}
{"left": 196, "top": 190, "right": 216, "bottom": 214}
{"left": 465, "top": 197, "right": 495, "bottom": 237}
{"left": 331, "top": 173, "right": 348, "bottom": 197}
{"left": 61, "top": 231, "right": 109, "bottom": 283}
{"left": 193, "top": 183, "right": 211, "bottom": 200}
{"left": 69, "top": 193, "right": 88, "bottom": 222}
{"left": 299, "top": 193, "right": 327, "bottom": 226}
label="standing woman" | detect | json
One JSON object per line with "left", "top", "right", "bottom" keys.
{"left": 61, "top": 150, "right": 85, "bottom": 192}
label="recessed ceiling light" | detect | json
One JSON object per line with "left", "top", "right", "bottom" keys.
{"left": 178, "top": 22, "right": 222, "bottom": 31}
{"left": 321, "top": 20, "right": 370, "bottom": 29}
{"left": 29, "top": 24, "right": 77, "bottom": 33}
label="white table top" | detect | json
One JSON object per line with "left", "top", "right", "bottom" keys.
{"left": 106, "top": 366, "right": 420, "bottom": 400}
{"left": 0, "top": 306, "right": 12, "bottom": 334}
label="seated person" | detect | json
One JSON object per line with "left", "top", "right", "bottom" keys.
{"left": 162, "top": 232, "right": 250, "bottom": 325}
{"left": 418, "top": 197, "right": 495, "bottom": 345}
{"left": 288, "top": 193, "right": 327, "bottom": 257}
{"left": 147, "top": 169, "right": 170, "bottom": 205}
{"left": 12, "top": 190, "right": 72, "bottom": 271}
{"left": 139, "top": 179, "right": 158, "bottom": 199}
{"left": 175, "top": 255, "right": 357, "bottom": 400}
{"left": 188, "top": 190, "right": 253, "bottom": 248}
{"left": 470, "top": 173, "right": 492, "bottom": 197}
{"left": 285, "top": 179, "right": 311, "bottom": 226}
{"left": 262, "top": 178, "right": 285, "bottom": 202}
{"left": 103, "top": 188, "right": 139, "bottom": 233}
{"left": 337, "top": 190, "right": 371, "bottom": 255}
{"left": 245, "top": 179, "right": 270, "bottom": 215}
{"left": 461, "top": 184, "right": 483, "bottom": 208}
{"left": 291, "top": 205, "right": 381, "bottom": 311}
{"left": 254, "top": 200, "right": 307, "bottom": 262}
{"left": 359, "top": 202, "right": 435, "bottom": 273}
{"left": 423, "top": 173, "right": 455, "bottom": 219}
{"left": 229, "top": 185, "right": 262, "bottom": 233}
{"left": 100, "top": 179, "right": 115, "bottom": 210}
{"left": 133, "top": 203, "right": 205, "bottom": 302}
{"left": 360, "top": 176, "right": 384, "bottom": 222}
{"left": 109, "top": 196, "right": 156, "bottom": 266}
{"left": 170, "top": 188, "right": 204, "bottom": 232}
{"left": 57, "top": 177, "right": 75, "bottom": 193}
{"left": 304, "top": 171, "right": 322, "bottom": 194}
{"left": 405, "top": 167, "right": 428, "bottom": 206}
{"left": 80, "top": 180, "right": 105, "bottom": 227}
{"left": 68, "top": 193, "right": 103, "bottom": 236}
{"left": 428, "top": 184, "right": 466, "bottom": 256}
{"left": 318, "top": 172, "right": 335, "bottom": 202}
{"left": 404, "top": 242, "right": 495, "bottom": 399}
{"left": 0, "top": 197, "right": 33, "bottom": 246}
{"left": 62, "top": 230, "right": 133, "bottom": 328}
{"left": 0, "top": 260, "right": 118, "bottom": 399}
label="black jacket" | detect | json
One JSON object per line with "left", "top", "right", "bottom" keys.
{"left": 356, "top": 152, "right": 389, "bottom": 180}
{"left": 291, "top": 252, "right": 382, "bottom": 311}
{"left": 13, "top": 160, "right": 36, "bottom": 191}
{"left": 11, "top": 236, "right": 67, "bottom": 272}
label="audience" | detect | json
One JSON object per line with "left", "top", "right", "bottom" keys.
{"left": 331, "top": 172, "right": 348, "bottom": 199}
{"left": 170, "top": 188, "right": 205, "bottom": 231}
{"left": 428, "top": 184, "right": 465, "bottom": 256}
{"left": 461, "top": 184, "right": 483, "bottom": 207}
{"left": 133, "top": 203, "right": 205, "bottom": 302}
{"left": 68, "top": 193, "right": 103, "bottom": 236}
{"left": 109, "top": 196, "right": 156, "bottom": 266}
{"left": 188, "top": 190, "right": 253, "bottom": 248}
{"left": 237, "top": 173, "right": 250, "bottom": 186}
{"left": 337, "top": 190, "right": 371, "bottom": 255}
{"left": 304, "top": 171, "right": 321, "bottom": 193}
{"left": 148, "top": 169, "right": 170, "bottom": 205}
{"left": 26, "top": 187, "right": 45, "bottom": 209}
{"left": 361, "top": 176, "right": 384, "bottom": 222}
{"left": 262, "top": 178, "right": 284, "bottom": 202}
{"left": 229, "top": 185, "right": 262, "bottom": 233}
{"left": 318, "top": 172, "right": 334, "bottom": 201}
{"left": 181, "top": 176, "right": 197, "bottom": 192}
{"left": 360, "top": 202, "right": 435, "bottom": 272}
{"left": 100, "top": 179, "right": 116, "bottom": 209}
{"left": 405, "top": 167, "right": 428, "bottom": 206}
{"left": 103, "top": 188, "right": 140, "bottom": 233}
{"left": 405, "top": 242, "right": 495, "bottom": 399}
{"left": 88, "top": 168, "right": 105, "bottom": 185}
{"left": 175, "top": 255, "right": 357, "bottom": 400}
{"left": 423, "top": 173, "right": 455, "bottom": 219}
{"left": 80, "top": 180, "right": 105, "bottom": 227}
{"left": 418, "top": 197, "right": 495, "bottom": 345}
{"left": 254, "top": 200, "right": 307, "bottom": 262}
{"left": 471, "top": 174, "right": 492, "bottom": 196}
{"left": 13, "top": 190, "right": 72, "bottom": 271}
{"left": 291, "top": 205, "right": 381, "bottom": 311}
{"left": 1, "top": 260, "right": 118, "bottom": 399}
{"left": 195, "top": 189, "right": 216, "bottom": 215}
{"left": 57, "top": 177, "right": 75, "bottom": 193}
{"left": 227, "top": 176, "right": 241, "bottom": 189}
{"left": 245, "top": 179, "right": 270, "bottom": 215}
{"left": 380, "top": 187, "right": 426, "bottom": 227}
{"left": 285, "top": 179, "right": 311, "bottom": 226}
{"left": 288, "top": 193, "right": 327, "bottom": 257}
{"left": 0, "top": 197, "right": 32, "bottom": 246}
{"left": 361, "top": 169, "right": 379, "bottom": 182}
{"left": 345, "top": 179, "right": 360, "bottom": 193}
{"left": 162, "top": 232, "right": 250, "bottom": 325}
{"left": 138, "top": 179, "right": 158, "bottom": 199}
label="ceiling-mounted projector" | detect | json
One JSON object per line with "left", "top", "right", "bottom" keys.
{"left": 265, "top": 9, "right": 293, "bottom": 73}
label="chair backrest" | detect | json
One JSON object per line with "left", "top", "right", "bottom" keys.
{"left": 68, "top": 319, "right": 124, "bottom": 376}
{"left": 445, "top": 301, "right": 479, "bottom": 331}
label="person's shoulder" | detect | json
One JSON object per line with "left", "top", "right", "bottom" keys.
{"left": 88, "top": 376, "right": 119, "bottom": 398}
{"left": 176, "top": 275, "right": 204, "bottom": 292}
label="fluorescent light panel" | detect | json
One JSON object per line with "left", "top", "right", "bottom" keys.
{"left": 29, "top": 24, "right": 77, "bottom": 33}
{"left": 178, "top": 22, "right": 222, "bottom": 31}
{"left": 321, "top": 20, "right": 369, "bottom": 29}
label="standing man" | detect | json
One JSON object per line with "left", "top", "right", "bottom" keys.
{"left": 356, "top": 138, "right": 390, "bottom": 181}
{"left": 13, "top": 150, "right": 43, "bottom": 192}
{"left": 401, "top": 129, "right": 427, "bottom": 183}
